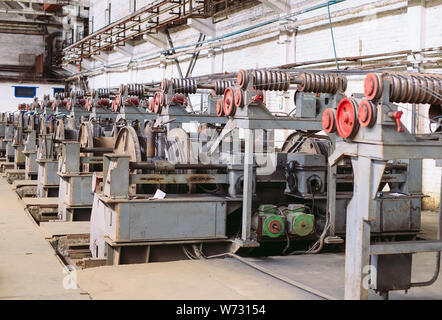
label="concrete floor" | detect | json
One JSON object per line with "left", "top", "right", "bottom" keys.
{"left": 0, "top": 178, "right": 89, "bottom": 300}
{"left": 0, "top": 174, "right": 441, "bottom": 300}
{"left": 77, "top": 211, "right": 442, "bottom": 300}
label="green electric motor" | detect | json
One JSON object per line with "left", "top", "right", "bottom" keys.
{"left": 253, "top": 205, "right": 285, "bottom": 238}
{"left": 285, "top": 205, "right": 314, "bottom": 237}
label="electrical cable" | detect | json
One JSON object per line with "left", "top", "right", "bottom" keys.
{"left": 327, "top": 1, "right": 340, "bottom": 70}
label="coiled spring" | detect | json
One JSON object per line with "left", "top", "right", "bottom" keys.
{"left": 213, "top": 80, "right": 235, "bottom": 95}
{"left": 97, "top": 88, "right": 110, "bottom": 99}
{"left": 162, "top": 78, "right": 197, "bottom": 94}
{"left": 127, "top": 84, "right": 144, "bottom": 98}
{"left": 297, "top": 72, "right": 347, "bottom": 94}
{"left": 364, "top": 72, "right": 442, "bottom": 104}
{"left": 55, "top": 92, "right": 66, "bottom": 100}
{"left": 252, "top": 70, "right": 291, "bottom": 91}
{"left": 71, "top": 90, "right": 85, "bottom": 99}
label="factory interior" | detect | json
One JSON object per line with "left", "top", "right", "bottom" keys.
{"left": 0, "top": 0, "right": 441, "bottom": 304}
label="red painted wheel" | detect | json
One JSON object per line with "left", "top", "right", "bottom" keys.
{"left": 148, "top": 98, "right": 154, "bottom": 112}
{"left": 364, "top": 73, "right": 383, "bottom": 101}
{"left": 322, "top": 108, "right": 337, "bottom": 133}
{"left": 66, "top": 98, "right": 72, "bottom": 111}
{"left": 161, "top": 78, "right": 170, "bottom": 92}
{"left": 336, "top": 98, "right": 360, "bottom": 139}
{"left": 234, "top": 88, "right": 244, "bottom": 108}
{"left": 223, "top": 87, "right": 236, "bottom": 116}
{"left": 112, "top": 94, "right": 121, "bottom": 112}
{"left": 216, "top": 99, "right": 224, "bottom": 117}
{"left": 268, "top": 219, "right": 282, "bottom": 235}
{"left": 86, "top": 97, "right": 92, "bottom": 111}
{"left": 237, "top": 69, "right": 249, "bottom": 89}
{"left": 358, "top": 100, "right": 377, "bottom": 128}
{"left": 153, "top": 92, "right": 162, "bottom": 114}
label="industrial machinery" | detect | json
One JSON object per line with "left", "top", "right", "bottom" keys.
{"left": 58, "top": 120, "right": 114, "bottom": 221}
{"left": 322, "top": 71, "right": 442, "bottom": 299}
{"left": 88, "top": 69, "right": 354, "bottom": 264}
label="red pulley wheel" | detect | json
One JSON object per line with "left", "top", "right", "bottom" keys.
{"left": 216, "top": 99, "right": 224, "bottom": 117}
{"left": 336, "top": 98, "right": 360, "bottom": 139}
{"left": 86, "top": 97, "right": 92, "bottom": 111}
{"left": 223, "top": 87, "right": 236, "bottom": 116}
{"left": 364, "top": 73, "right": 383, "bottom": 101}
{"left": 112, "top": 94, "right": 121, "bottom": 112}
{"left": 322, "top": 108, "right": 337, "bottom": 133}
{"left": 153, "top": 92, "right": 162, "bottom": 114}
{"left": 234, "top": 88, "right": 244, "bottom": 108}
{"left": 148, "top": 98, "right": 154, "bottom": 112}
{"left": 66, "top": 98, "right": 72, "bottom": 111}
{"left": 358, "top": 100, "right": 377, "bottom": 128}
{"left": 237, "top": 69, "right": 248, "bottom": 89}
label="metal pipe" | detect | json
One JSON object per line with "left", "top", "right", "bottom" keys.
{"left": 410, "top": 171, "right": 442, "bottom": 288}
{"left": 130, "top": 162, "right": 227, "bottom": 170}
{"left": 80, "top": 147, "right": 114, "bottom": 153}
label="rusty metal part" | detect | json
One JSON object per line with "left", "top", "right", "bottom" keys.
{"left": 130, "top": 162, "right": 228, "bottom": 171}
{"left": 165, "top": 78, "right": 197, "bottom": 94}
{"left": 297, "top": 72, "right": 347, "bottom": 94}
{"left": 113, "top": 126, "right": 142, "bottom": 162}
{"left": 144, "top": 123, "right": 156, "bottom": 158}
{"left": 251, "top": 70, "right": 290, "bottom": 91}
{"left": 364, "top": 72, "right": 442, "bottom": 104}
{"left": 212, "top": 80, "right": 234, "bottom": 95}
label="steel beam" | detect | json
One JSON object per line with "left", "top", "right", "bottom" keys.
{"left": 370, "top": 240, "right": 442, "bottom": 255}
{"left": 188, "top": 17, "right": 216, "bottom": 38}
{"left": 259, "top": 0, "right": 291, "bottom": 13}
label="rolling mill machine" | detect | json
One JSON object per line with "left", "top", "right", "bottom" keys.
{"left": 0, "top": 112, "right": 8, "bottom": 159}
{"left": 0, "top": 112, "right": 17, "bottom": 173}
{"left": 57, "top": 120, "right": 114, "bottom": 222}
{"left": 153, "top": 76, "right": 235, "bottom": 130}
{"left": 56, "top": 83, "right": 162, "bottom": 223}
{"left": 321, "top": 71, "right": 442, "bottom": 299}
{"left": 88, "top": 69, "right": 356, "bottom": 264}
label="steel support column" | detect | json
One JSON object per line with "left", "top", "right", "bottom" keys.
{"left": 344, "top": 157, "right": 386, "bottom": 300}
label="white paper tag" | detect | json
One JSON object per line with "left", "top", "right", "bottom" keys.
{"left": 149, "top": 189, "right": 166, "bottom": 200}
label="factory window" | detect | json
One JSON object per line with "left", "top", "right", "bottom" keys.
{"left": 53, "top": 88, "right": 64, "bottom": 96}
{"left": 14, "top": 86, "right": 37, "bottom": 98}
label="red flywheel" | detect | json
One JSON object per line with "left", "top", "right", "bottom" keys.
{"left": 223, "top": 87, "right": 236, "bottom": 116}
{"left": 216, "top": 99, "right": 224, "bottom": 117}
{"left": 358, "top": 100, "right": 377, "bottom": 128}
{"left": 364, "top": 73, "right": 383, "bottom": 101}
{"left": 322, "top": 108, "right": 337, "bottom": 133}
{"left": 336, "top": 98, "right": 360, "bottom": 139}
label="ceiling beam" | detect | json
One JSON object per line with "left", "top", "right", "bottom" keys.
{"left": 0, "top": 8, "right": 54, "bottom": 15}
{"left": 259, "top": 0, "right": 291, "bottom": 13}
{"left": 188, "top": 17, "right": 216, "bottom": 38}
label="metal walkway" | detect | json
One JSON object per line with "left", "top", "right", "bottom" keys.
{"left": 0, "top": 178, "right": 88, "bottom": 300}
